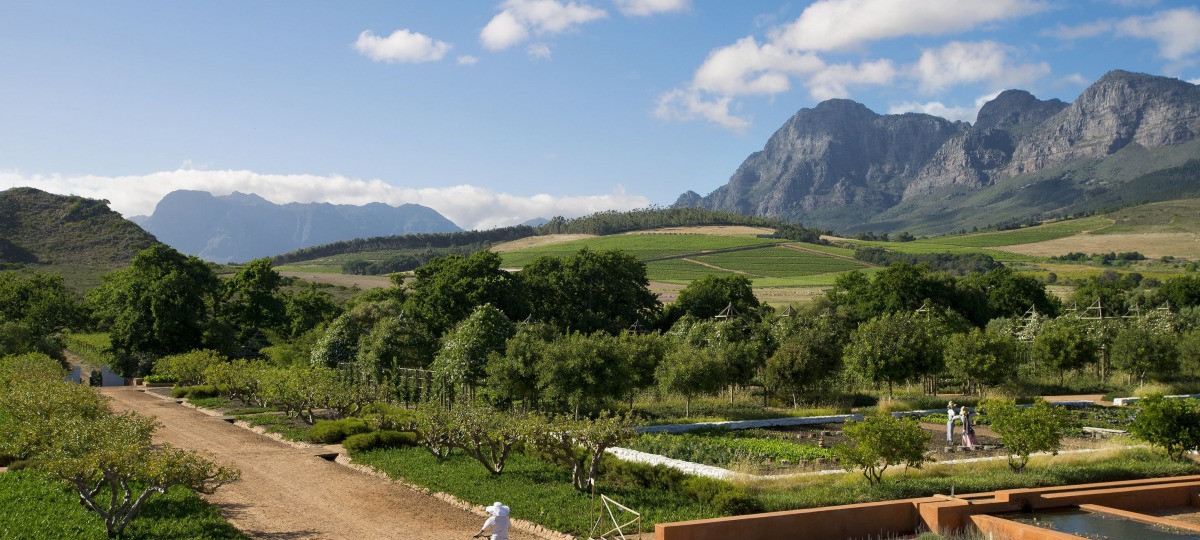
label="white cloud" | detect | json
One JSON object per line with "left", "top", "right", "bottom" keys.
{"left": 528, "top": 43, "right": 553, "bottom": 59}
{"left": 481, "top": 0, "right": 607, "bottom": 51}
{"left": 888, "top": 92, "right": 1001, "bottom": 123}
{"left": 1059, "top": 72, "right": 1089, "bottom": 86}
{"left": 1043, "top": 20, "right": 1114, "bottom": 39}
{"left": 613, "top": 0, "right": 689, "bottom": 17}
{"left": 654, "top": 89, "right": 749, "bottom": 131}
{"left": 353, "top": 29, "right": 452, "bottom": 63}
{"left": 692, "top": 37, "right": 824, "bottom": 96}
{"left": 771, "top": 0, "right": 1047, "bottom": 52}
{"left": 912, "top": 41, "right": 1050, "bottom": 94}
{"left": 457, "top": 55, "right": 480, "bottom": 66}
{"left": 1115, "top": 8, "right": 1200, "bottom": 61}
{"left": 806, "top": 59, "right": 897, "bottom": 100}
{"left": 0, "top": 169, "right": 649, "bottom": 230}
{"left": 1190, "top": 77, "right": 1200, "bottom": 85}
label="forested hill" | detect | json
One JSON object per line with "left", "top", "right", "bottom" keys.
{"left": 0, "top": 187, "right": 161, "bottom": 288}
{"left": 271, "top": 208, "right": 825, "bottom": 266}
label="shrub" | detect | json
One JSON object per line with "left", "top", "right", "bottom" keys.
{"left": 836, "top": 414, "right": 930, "bottom": 486}
{"left": 600, "top": 456, "right": 685, "bottom": 491}
{"left": 1129, "top": 396, "right": 1200, "bottom": 461}
{"left": 711, "top": 489, "right": 764, "bottom": 515}
{"left": 141, "top": 374, "right": 176, "bottom": 384}
{"left": 170, "top": 385, "right": 219, "bottom": 400}
{"left": 360, "top": 401, "right": 417, "bottom": 431}
{"left": 343, "top": 430, "right": 418, "bottom": 454}
{"left": 982, "top": 398, "right": 1073, "bottom": 472}
{"left": 306, "top": 418, "right": 372, "bottom": 444}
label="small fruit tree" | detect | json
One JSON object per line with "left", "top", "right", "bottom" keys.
{"left": 981, "top": 398, "right": 1072, "bottom": 472}
{"left": 836, "top": 413, "right": 930, "bottom": 486}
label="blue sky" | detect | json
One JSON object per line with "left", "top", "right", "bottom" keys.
{"left": 3, "top": 0, "right": 1199, "bottom": 229}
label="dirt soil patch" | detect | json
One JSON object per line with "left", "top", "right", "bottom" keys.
{"left": 278, "top": 271, "right": 394, "bottom": 290}
{"left": 100, "top": 387, "right": 546, "bottom": 540}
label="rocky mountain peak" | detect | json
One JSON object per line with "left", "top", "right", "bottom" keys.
{"left": 974, "top": 89, "right": 1067, "bottom": 132}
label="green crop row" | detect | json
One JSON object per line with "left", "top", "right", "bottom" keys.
{"left": 500, "top": 235, "right": 784, "bottom": 267}
{"left": 626, "top": 430, "right": 837, "bottom": 467}
{"left": 645, "top": 259, "right": 736, "bottom": 282}
{"left": 694, "top": 248, "right": 865, "bottom": 278}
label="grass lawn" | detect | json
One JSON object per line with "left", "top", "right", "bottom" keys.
{"left": 0, "top": 469, "right": 245, "bottom": 540}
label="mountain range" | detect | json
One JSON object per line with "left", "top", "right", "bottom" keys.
{"left": 676, "top": 70, "right": 1200, "bottom": 234}
{"left": 134, "top": 191, "right": 461, "bottom": 263}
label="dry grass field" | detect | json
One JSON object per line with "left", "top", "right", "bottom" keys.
{"left": 278, "top": 270, "right": 394, "bottom": 289}
{"left": 622, "top": 225, "right": 776, "bottom": 237}
{"left": 490, "top": 233, "right": 595, "bottom": 252}
{"left": 994, "top": 232, "right": 1200, "bottom": 260}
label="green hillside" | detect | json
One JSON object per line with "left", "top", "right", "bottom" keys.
{"left": 0, "top": 187, "right": 161, "bottom": 290}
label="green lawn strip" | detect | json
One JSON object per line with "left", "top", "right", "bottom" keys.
{"left": 237, "top": 413, "right": 309, "bottom": 442}
{"left": 755, "top": 448, "right": 1200, "bottom": 512}
{"left": 353, "top": 448, "right": 716, "bottom": 535}
{"left": 0, "top": 469, "right": 246, "bottom": 540}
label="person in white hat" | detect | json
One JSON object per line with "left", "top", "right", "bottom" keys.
{"left": 476, "top": 501, "right": 510, "bottom": 540}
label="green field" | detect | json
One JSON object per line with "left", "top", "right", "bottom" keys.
{"left": 498, "top": 234, "right": 786, "bottom": 267}
{"left": 645, "top": 259, "right": 736, "bottom": 282}
{"left": 692, "top": 246, "right": 868, "bottom": 278}
{"left": 917, "top": 216, "right": 1113, "bottom": 247}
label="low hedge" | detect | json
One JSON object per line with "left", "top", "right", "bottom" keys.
{"left": 343, "top": 430, "right": 418, "bottom": 454}
{"left": 170, "top": 385, "right": 220, "bottom": 400}
{"left": 306, "top": 418, "right": 373, "bottom": 444}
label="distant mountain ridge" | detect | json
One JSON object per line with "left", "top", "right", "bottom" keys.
{"left": 677, "top": 70, "right": 1200, "bottom": 234}
{"left": 139, "top": 190, "right": 461, "bottom": 263}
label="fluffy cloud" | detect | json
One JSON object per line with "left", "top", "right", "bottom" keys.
{"left": 889, "top": 91, "right": 1001, "bottom": 123}
{"left": 912, "top": 41, "right": 1049, "bottom": 94}
{"left": 807, "top": 59, "right": 897, "bottom": 100}
{"left": 457, "top": 55, "right": 480, "bottom": 66}
{"left": 481, "top": 0, "right": 607, "bottom": 51}
{"left": 354, "top": 29, "right": 452, "bottom": 63}
{"left": 0, "top": 169, "right": 649, "bottom": 230}
{"left": 770, "top": 0, "right": 1046, "bottom": 52}
{"left": 613, "top": 0, "right": 689, "bottom": 17}
{"left": 1115, "top": 8, "right": 1200, "bottom": 61}
{"left": 1042, "top": 20, "right": 1114, "bottom": 40}
{"left": 654, "top": 89, "right": 749, "bottom": 131}
{"left": 528, "top": 43, "right": 553, "bottom": 59}
{"left": 692, "top": 37, "right": 824, "bottom": 96}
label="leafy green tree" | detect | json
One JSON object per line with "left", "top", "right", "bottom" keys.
{"left": 86, "top": 245, "right": 221, "bottom": 375}
{"left": 281, "top": 284, "right": 341, "bottom": 339}
{"left": 1157, "top": 275, "right": 1200, "bottom": 310}
{"left": 944, "top": 328, "right": 1021, "bottom": 394}
{"left": 357, "top": 314, "right": 438, "bottom": 373}
{"left": 310, "top": 298, "right": 405, "bottom": 368}
{"left": 843, "top": 311, "right": 939, "bottom": 396}
{"left": 1071, "top": 272, "right": 1136, "bottom": 316}
{"left": 219, "top": 258, "right": 285, "bottom": 356}
{"left": 204, "top": 359, "right": 269, "bottom": 406}
{"left": 669, "top": 315, "right": 770, "bottom": 403}
{"left": 537, "top": 331, "right": 630, "bottom": 418}
{"left": 1112, "top": 323, "right": 1180, "bottom": 385}
{"left": 662, "top": 274, "right": 761, "bottom": 327}
{"left": 655, "top": 344, "right": 725, "bottom": 418}
{"left": 961, "top": 266, "right": 1059, "bottom": 320}
{"left": 519, "top": 248, "right": 659, "bottom": 335}
{"left": 0, "top": 271, "right": 82, "bottom": 340}
{"left": 404, "top": 250, "right": 522, "bottom": 338}
{"left": 1129, "top": 395, "right": 1200, "bottom": 461}
{"left": 616, "top": 330, "right": 667, "bottom": 408}
{"left": 1031, "top": 318, "right": 1098, "bottom": 386}
{"left": 836, "top": 414, "right": 930, "bottom": 486}
{"left": 981, "top": 398, "right": 1073, "bottom": 472}
{"left": 431, "top": 304, "right": 516, "bottom": 401}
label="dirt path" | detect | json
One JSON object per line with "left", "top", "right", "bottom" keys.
{"left": 100, "top": 387, "right": 544, "bottom": 540}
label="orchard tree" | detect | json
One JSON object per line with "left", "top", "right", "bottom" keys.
{"left": 486, "top": 322, "right": 557, "bottom": 411}
{"left": 764, "top": 319, "right": 843, "bottom": 407}
{"left": 536, "top": 332, "right": 629, "bottom": 418}
{"left": 1111, "top": 323, "right": 1180, "bottom": 385}
{"left": 1031, "top": 318, "right": 1098, "bottom": 386}
{"left": 1129, "top": 395, "right": 1200, "bottom": 461}
{"left": 843, "top": 311, "right": 939, "bottom": 396}
{"left": 944, "top": 328, "right": 1021, "bottom": 394}
{"left": 982, "top": 398, "right": 1073, "bottom": 472}
{"left": 523, "top": 412, "right": 634, "bottom": 491}
{"left": 310, "top": 298, "right": 405, "bottom": 368}
{"left": 961, "top": 266, "right": 1060, "bottom": 320}
{"left": 655, "top": 344, "right": 724, "bottom": 418}
{"left": 281, "top": 284, "right": 341, "bottom": 339}
{"left": 0, "top": 271, "right": 82, "bottom": 345}
{"left": 836, "top": 414, "right": 930, "bottom": 486}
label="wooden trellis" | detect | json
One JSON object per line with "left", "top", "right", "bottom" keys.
{"left": 588, "top": 495, "right": 642, "bottom": 540}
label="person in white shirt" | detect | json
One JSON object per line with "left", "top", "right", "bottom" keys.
{"left": 476, "top": 501, "right": 510, "bottom": 540}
